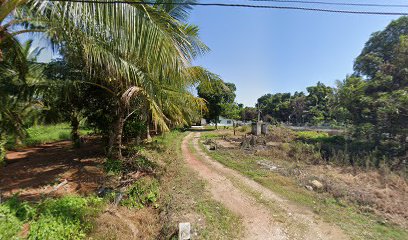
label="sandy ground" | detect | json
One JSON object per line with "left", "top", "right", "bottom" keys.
{"left": 182, "top": 132, "right": 348, "bottom": 240}
{"left": 0, "top": 139, "right": 105, "bottom": 200}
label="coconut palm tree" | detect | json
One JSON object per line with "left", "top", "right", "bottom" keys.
{"left": 22, "top": 0, "right": 211, "bottom": 158}
{"left": 2, "top": 0, "right": 214, "bottom": 159}
{"left": 0, "top": 38, "right": 45, "bottom": 153}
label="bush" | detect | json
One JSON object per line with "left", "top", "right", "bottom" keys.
{"left": 0, "top": 134, "right": 6, "bottom": 166}
{"left": 268, "top": 126, "right": 295, "bottom": 142}
{"left": 122, "top": 177, "right": 160, "bottom": 209}
{"left": 3, "top": 196, "right": 36, "bottom": 221}
{"left": 0, "top": 204, "right": 23, "bottom": 240}
{"left": 123, "top": 116, "right": 146, "bottom": 139}
{"left": 29, "top": 196, "right": 102, "bottom": 240}
{"left": 0, "top": 195, "right": 103, "bottom": 240}
{"left": 238, "top": 125, "right": 249, "bottom": 133}
{"left": 28, "top": 215, "right": 85, "bottom": 240}
{"left": 289, "top": 142, "right": 322, "bottom": 164}
{"left": 104, "top": 158, "right": 123, "bottom": 174}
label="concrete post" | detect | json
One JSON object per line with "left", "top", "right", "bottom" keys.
{"left": 179, "top": 222, "right": 191, "bottom": 240}
{"left": 261, "top": 123, "right": 269, "bottom": 135}
{"left": 251, "top": 122, "right": 262, "bottom": 136}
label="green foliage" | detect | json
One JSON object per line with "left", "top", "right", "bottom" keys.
{"left": 3, "top": 196, "right": 37, "bottom": 221}
{"left": 103, "top": 158, "right": 123, "bottom": 174}
{"left": 0, "top": 39, "right": 45, "bottom": 146}
{"left": 257, "top": 92, "right": 293, "bottom": 123}
{"left": 0, "top": 201, "right": 24, "bottom": 240}
{"left": 25, "top": 123, "right": 71, "bottom": 146}
{"left": 220, "top": 102, "right": 241, "bottom": 121}
{"left": 254, "top": 17, "right": 408, "bottom": 170}
{"left": 6, "top": 123, "right": 91, "bottom": 148}
{"left": 197, "top": 79, "right": 237, "bottom": 125}
{"left": 296, "top": 131, "right": 329, "bottom": 141}
{"left": 238, "top": 125, "right": 250, "bottom": 133}
{"left": 28, "top": 216, "right": 85, "bottom": 240}
{"left": 31, "top": 196, "right": 102, "bottom": 240}
{"left": 0, "top": 195, "right": 103, "bottom": 240}
{"left": 0, "top": 134, "right": 6, "bottom": 165}
{"left": 122, "top": 177, "right": 160, "bottom": 209}
{"left": 288, "top": 142, "right": 322, "bottom": 164}
{"left": 256, "top": 83, "right": 334, "bottom": 125}
{"left": 240, "top": 107, "right": 257, "bottom": 122}
{"left": 123, "top": 114, "right": 146, "bottom": 139}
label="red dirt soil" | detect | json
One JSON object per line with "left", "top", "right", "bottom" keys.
{"left": 0, "top": 138, "right": 105, "bottom": 201}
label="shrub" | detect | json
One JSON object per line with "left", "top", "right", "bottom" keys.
{"left": 104, "top": 158, "right": 123, "bottom": 174}
{"left": 131, "top": 156, "right": 157, "bottom": 173}
{"left": 0, "top": 204, "right": 23, "bottom": 240}
{"left": 28, "top": 215, "right": 85, "bottom": 240}
{"left": 289, "top": 142, "right": 322, "bottom": 164}
{"left": 29, "top": 196, "right": 102, "bottom": 240}
{"left": 122, "top": 177, "right": 160, "bottom": 209}
{"left": 268, "top": 126, "right": 295, "bottom": 142}
{"left": 3, "top": 196, "right": 36, "bottom": 221}
{"left": 0, "top": 134, "right": 6, "bottom": 166}
{"left": 0, "top": 195, "right": 103, "bottom": 240}
{"left": 238, "top": 125, "right": 249, "bottom": 133}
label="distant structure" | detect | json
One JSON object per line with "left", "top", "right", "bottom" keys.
{"left": 208, "top": 116, "right": 234, "bottom": 127}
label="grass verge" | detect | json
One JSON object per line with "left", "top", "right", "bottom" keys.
{"left": 145, "top": 131, "right": 242, "bottom": 239}
{"left": 199, "top": 131, "right": 408, "bottom": 240}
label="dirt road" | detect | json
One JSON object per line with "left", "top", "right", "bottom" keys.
{"left": 182, "top": 132, "right": 348, "bottom": 240}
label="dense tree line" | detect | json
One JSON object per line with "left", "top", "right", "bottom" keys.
{"left": 255, "top": 17, "right": 408, "bottom": 169}
{"left": 256, "top": 83, "right": 336, "bottom": 126}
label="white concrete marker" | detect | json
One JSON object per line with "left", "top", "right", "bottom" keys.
{"left": 179, "top": 222, "right": 191, "bottom": 240}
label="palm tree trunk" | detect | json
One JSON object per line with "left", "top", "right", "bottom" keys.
{"left": 108, "top": 104, "right": 125, "bottom": 159}
{"left": 146, "top": 112, "right": 152, "bottom": 141}
{"left": 71, "top": 113, "right": 80, "bottom": 148}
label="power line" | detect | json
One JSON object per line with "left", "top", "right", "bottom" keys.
{"left": 47, "top": 0, "right": 408, "bottom": 15}
{"left": 250, "top": 0, "right": 408, "bottom": 8}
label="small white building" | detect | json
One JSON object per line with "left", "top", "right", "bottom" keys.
{"left": 209, "top": 116, "right": 234, "bottom": 126}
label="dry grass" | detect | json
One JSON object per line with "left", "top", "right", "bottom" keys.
{"left": 201, "top": 130, "right": 408, "bottom": 239}
{"left": 89, "top": 207, "right": 160, "bottom": 240}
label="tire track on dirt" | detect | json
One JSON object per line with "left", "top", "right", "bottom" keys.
{"left": 182, "top": 132, "right": 287, "bottom": 240}
{"left": 182, "top": 132, "right": 348, "bottom": 240}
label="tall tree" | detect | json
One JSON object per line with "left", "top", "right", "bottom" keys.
{"left": 19, "top": 0, "right": 212, "bottom": 159}
{"left": 197, "top": 79, "right": 236, "bottom": 129}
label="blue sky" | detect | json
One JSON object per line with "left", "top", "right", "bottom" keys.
{"left": 188, "top": 0, "right": 405, "bottom": 106}
{"left": 32, "top": 0, "right": 407, "bottom": 107}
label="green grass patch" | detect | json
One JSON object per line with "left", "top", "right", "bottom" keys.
{"left": 296, "top": 131, "right": 329, "bottom": 140}
{"left": 7, "top": 123, "right": 93, "bottom": 149}
{"left": 196, "top": 200, "right": 242, "bottom": 239}
{"left": 0, "top": 195, "right": 104, "bottom": 240}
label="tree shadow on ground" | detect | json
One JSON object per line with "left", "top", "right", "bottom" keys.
{"left": 0, "top": 138, "right": 106, "bottom": 201}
